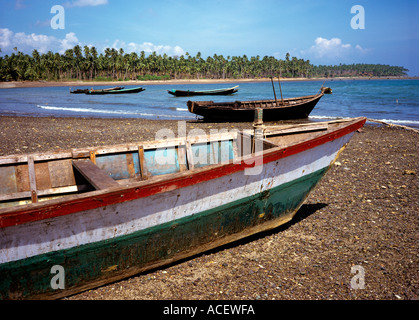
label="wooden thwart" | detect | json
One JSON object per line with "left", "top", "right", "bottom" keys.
{"left": 72, "top": 160, "right": 119, "bottom": 190}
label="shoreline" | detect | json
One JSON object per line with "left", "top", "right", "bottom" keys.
{"left": 0, "top": 76, "right": 415, "bottom": 89}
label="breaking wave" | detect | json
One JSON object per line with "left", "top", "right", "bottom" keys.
{"left": 36, "top": 105, "right": 195, "bottom": 119}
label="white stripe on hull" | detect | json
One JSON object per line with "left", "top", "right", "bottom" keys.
{"left": 0, "top": 133, "right": 353, "bottom": 264}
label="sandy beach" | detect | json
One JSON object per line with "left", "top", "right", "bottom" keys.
{"left": 0, "top": 76, "right": 413, "bottom": 89}
{"left": 0, "top": 115, "right": 417, "bottom": 300}
{"left": 0, "top": 78, "right": 313, "bottom": 89}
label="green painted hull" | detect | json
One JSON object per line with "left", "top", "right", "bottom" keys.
{"left": 0, "top": 167, "right": 327, "bottom": 300}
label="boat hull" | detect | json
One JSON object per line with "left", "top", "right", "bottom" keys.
{"left": 188, "top": 94, "right": 323, "bottom": 122}
{"left": 168, "top": 86, "right": 239, "bottom": 97}
{"left": 86, "top": 87, "right": 145, "bottom": 95}
{"left": 0, "top": 118, "right": 365, "bottom": 299}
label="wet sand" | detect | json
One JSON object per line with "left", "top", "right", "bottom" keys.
{"left": 0, "top": 115, "right": 418, "bottom": 300}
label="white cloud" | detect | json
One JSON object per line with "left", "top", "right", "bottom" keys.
{"left": 65, "top": 0, "right": 108, "bottom": 7}
{"left": 301, "top": 37, "right": 370, "bottom": 64}
{"left": 0, "top": 28, "right": 184, "bottom": 58}
{"left": 0, "top": 28, "right": 14, "bottom": 49}
{"left": 59, "top": 32, "right": 80, "bottom": 52}
{"left": 110, "top": 40, "right": 186, "bottom": 57}
{"left": 0, "top": 28, "right": 80, "bottom": 54}
{"left": 308, "top": 37, "right": 352, "bottom": 58}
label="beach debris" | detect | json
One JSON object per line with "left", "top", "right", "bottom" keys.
{"left": 403, "top": 169, "right": 416, "bottom": 175}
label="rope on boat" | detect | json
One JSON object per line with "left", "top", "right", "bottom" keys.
{"left": 367, "top": 118, "right": 419, "bottom": 133}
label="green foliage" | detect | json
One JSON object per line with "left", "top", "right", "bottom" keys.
{"left": 136, "top": 74, "right": 171, "bottom": 81}
{"left": 0, "top": 47, "right": 409, "bottom": 82}
{"left": 311, "top": 64, "right": 409, "bottom": 78}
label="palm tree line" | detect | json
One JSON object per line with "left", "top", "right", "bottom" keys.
{"left": 0, "top": 45, "right": 408, "bottom": 82}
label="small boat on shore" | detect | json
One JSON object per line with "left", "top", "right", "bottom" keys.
{"left": 0, "top": 116, "right": 366, "bottom": 299}
{"left": 70, "top": 87, "right": 124, "bottom": 94}
{"left": 168, "top": 85, "right": 239, "bottom": 97}
{"left": 86, "top": 87, "right": 145, "bottom": 95}
{"left": 187, "top": 93, "right": 324, "bottom": 122}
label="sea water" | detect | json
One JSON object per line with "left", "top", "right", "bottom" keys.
{"left": 0, "top": 79, "right": 418, "bottom": 128}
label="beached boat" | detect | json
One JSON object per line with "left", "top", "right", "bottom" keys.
{"left": 0, "top": 116, "right": 366, "bottom": 299}
{"left": 86, "top": 87, "right": 145, "bottom": 95}
{"left": 168, "top": 86, "right": 239, "bottom": 97}
{"left": 187, "top": 93, "right": 324, "bottom": 122}
{"left": 70, "top": 87, "right": 124, "bottom": 94}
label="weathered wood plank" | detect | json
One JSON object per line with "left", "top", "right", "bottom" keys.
{"left": 177, "top": 144, "right": 188, "bottom": 172}
{"left": 0, "top": 166, "right": 18, "bottom": 194}
{"left": 72, "top": 160, "right": 119, "bottom": 190}
{"left": 35, "top": 162, "right": 51, "bottom": 191}
{"left": 126, "top": 153, "right": 136, "bottom": 178}
{"left": 264, "top": 124, "right": 328, "bottom": 136}
{"left": 27, "top": 156, "right": 38, "bottom": 203}
{"left": 48, "top": 159, "right": 76, "bottom": 188}
{"left": 0, "top": 185, "right": 90, "bottom": 203}
{"left": 15, "top": 164, "right": 30, "bottom": 192}
{"left": 138, "top": 145, "right": 149, "bottom": 180}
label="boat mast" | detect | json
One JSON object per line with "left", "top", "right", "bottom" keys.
{"left": 278, "top": 77, "right": 285, "bottom": 105}
{"left": 270, "top": 77, "right": 278, "bottom": 107}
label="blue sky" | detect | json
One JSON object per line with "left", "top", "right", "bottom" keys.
{"left": 1, "top": 0, "right": 418, "bottom": 75}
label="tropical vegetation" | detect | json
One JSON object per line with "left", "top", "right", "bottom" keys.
{"left": 0, "top": 46, "right": 409, "bottom": 82}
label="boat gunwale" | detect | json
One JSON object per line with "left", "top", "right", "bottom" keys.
{"left": 188, "top": 93, "right": 324, "bottom": 111}
{"left": 0, "top": 117, "right": 366, "bottom": 228}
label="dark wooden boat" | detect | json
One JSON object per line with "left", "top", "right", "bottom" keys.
{"left": 86, "top": 87, "right": 145, "bottom": 95}
{"left": 168, "top": 86, "right": 239, "bottom": 97}
{"left": 70, "top": 87, "right": 124, "bottom": 94}
{"left": 187, "top": 93, "right": 324, "bottom": 122}
{"left": 69, "top": 88, "right": 89, "bottom": 94}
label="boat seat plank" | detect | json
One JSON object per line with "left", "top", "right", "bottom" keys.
{"left": 72, "top": 160, "right": 119, "bottom": 190}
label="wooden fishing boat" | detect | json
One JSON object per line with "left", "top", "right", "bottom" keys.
{"left": 86, "top": 87, "right": 145, "bottom": 95}
{"left": 69, "top": 88, "right": 89, "bottom": 94}
{"left": 70, "top": 87, "right": 124, "bottom": 94}
{"left": 187, "top": 93, "right": 324, "bottom": 122}
{"left": 168, "top": 86, "right": 239, "bottom": 97}
{"left": 0, "top": 116, "right": 366, "bottom": 299}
